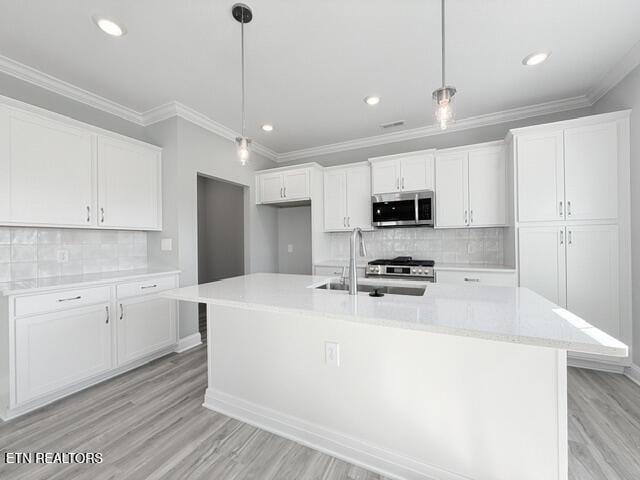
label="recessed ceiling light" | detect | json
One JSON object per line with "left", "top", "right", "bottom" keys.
{"left": 261, "top": 124, "right": 274, "bottom": 132}
{"left": 92, "top": 16, "right": 127, "bottom": 37}
{"left": 364, "top": 95, "right": 381, "bottom": 106}
{"left": 522, "top": 51, "right": 551, "bottom": 66}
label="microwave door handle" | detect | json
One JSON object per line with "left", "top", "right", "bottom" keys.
{"left": 414, "top": 194, "right": 419, "bottom": 224}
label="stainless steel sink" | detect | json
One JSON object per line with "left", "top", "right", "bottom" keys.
{"left": 316, "top": 281, "right": 426, "bottom": 296}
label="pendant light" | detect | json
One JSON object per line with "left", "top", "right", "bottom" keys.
{"left": 432, "top": 0, "right": 456, "bottom": 130}
{"left": 232, "top": 3, "right": 252, "bottom": 165}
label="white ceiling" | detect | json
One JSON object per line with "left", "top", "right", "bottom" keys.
{"left": 1, "top": 0, "right": 639, "bottom": 155}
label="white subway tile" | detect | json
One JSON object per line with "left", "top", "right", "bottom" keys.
{"left": 37, "top": 229, "right": 62, "bottom": 245}
{"left": 11, "top": 245, "right": 37, "bottom": 262}
{"left": 11, "top": 262, "right": 37, "bottom": 280}
{"left": 11, "top": 228, "right": 37, "bottom": 245}
{"left": 0, "top": 228, "right": 10, "bottom": 244}
{"left": 0, "top": 245, "right": 10, "bottom": 263}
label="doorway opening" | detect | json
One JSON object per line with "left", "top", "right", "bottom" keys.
{"left": 197, "top": 175, "right": 246, "bottom": 342}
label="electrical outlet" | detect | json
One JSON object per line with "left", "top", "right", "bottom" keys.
{"left": 57, "top": 249, "right": 69, "bottom": 263}
{"left": 287, "top": 244, "right": 294, "bottom": 253}
{"left": 324, "top": 341, "right": 340, "bottom": 367}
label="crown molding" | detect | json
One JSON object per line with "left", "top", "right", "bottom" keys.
{"left": 274, "top": 95, "right": 592, "bottom": 162}
{"left": 140, "top": 101, "right": 278, "bottom": 161}
{"left": 0, "top": 54, "right": 144, "bottom": 124}
{"left": 586, "top": 39, "right": 640, "bottom": 104}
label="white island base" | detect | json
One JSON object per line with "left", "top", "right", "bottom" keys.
{"left": 203, "top": 303, "right": 567, "bottom": 480}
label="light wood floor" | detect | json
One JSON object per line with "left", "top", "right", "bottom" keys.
{"left": 1, "top": 346, "right": 639, "bottom": 480}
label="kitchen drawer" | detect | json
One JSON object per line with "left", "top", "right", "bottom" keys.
{"left": 117, "top": 275, "right": 177, "bottom": 299}
{"left": 435, "top": 270, "right": 517, "bottom": 287}
{"left": 314, "top": 265, "right": 365, "bottom": 278}
{"left": 15, "top": 286, "right": 112, "bottom": 317}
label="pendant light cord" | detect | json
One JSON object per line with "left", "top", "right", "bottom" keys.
{"left": 241, "top": 10, "right": 246, "bottom": 137}
{"left": 441, "top": 0, "right": 445, "bottom": 88}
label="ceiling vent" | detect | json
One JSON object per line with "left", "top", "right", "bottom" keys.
{"left": 380, "top": 120, "right": 405, "bottom": 129}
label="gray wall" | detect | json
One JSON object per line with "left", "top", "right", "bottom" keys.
{"left": 197, "top": 176, "right": 245, "bottom": 283}
{"left": 0, "top": 72, "right": 148, "bottom": 142}
{"left": 145, "top": 117, "right": 279, "bottom": 338}
{"left": 592, "top": 64, "right": 640, "bottom": 366}
{"left": 277, "top": 206, "right": 312, "bottom": 274}
{"left": 279, "top": 108, "right": 593, "bottom": 167}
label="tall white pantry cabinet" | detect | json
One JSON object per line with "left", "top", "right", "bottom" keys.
{"left": 509, "top": 110, "right": 631, "bottom": 369}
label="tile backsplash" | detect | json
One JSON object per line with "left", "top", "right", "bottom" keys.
{"left": 327, "top": 227, "right": 505, "bottom": 265}
{"left": 0, "top": 227, "right": 148, "bottom": 282}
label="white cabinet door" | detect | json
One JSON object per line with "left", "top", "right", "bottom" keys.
{"left": 0, "top": 109, "right": 95, "bottom": 227}
{"left": 435, "top": 152, "right": 468, "bottom": 228}
{"left": 518, "top": 227, "right": 566, "bottom": 306}
{"left": 283, "top": 169, "right": 310, "bottom": 200}
{"left": 260, "top": 172, "right": 284, "bottom": 203}
{"left": 15, "top": 303, "right": 112, "bottom": 404}
{"left": 564, "top": 123, "right": 618, "bottom": 221}
{"left": 324, "top": 170, "right": 348, "bottom": 231}
{"left": 516, "top": 131, "right": 564, "bottom": 222}
{"left": 371, "top": 160, "right": 400, "bottom": 194}
{"left": 399, "top": 153, "right": 434, "bottom": 192}
{"left": 98, "top": 137, "right": 161, "bottom": 230}
{"left": 468, "top": 146, "right": 506, "bottom": 226}
{"left": 117, "top": 296, "right": 177, "bottom": 365}
{"left": 346, "top": 165, "right": 372, "bottom": 229}
{"left": 565, "top": 225, "right": 619, "bottom": 338}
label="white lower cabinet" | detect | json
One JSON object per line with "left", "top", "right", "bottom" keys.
{"left": 4, "top": 273, "right": 180, "bottom": 419}
{"left": 518, "top": 225, "right": 620, "bottom": 339}
{"left": 435, "top": 270, "right": 517, "bottom": 287}
{"left": 15, "top": 303, "right": 113, "bottom": 404}
{"left": 117, "top": 296, "right": 177, "bottom": 365}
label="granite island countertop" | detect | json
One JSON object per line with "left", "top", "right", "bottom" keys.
{"left": 164, "top": 273, "right": 627, "bottom": 357}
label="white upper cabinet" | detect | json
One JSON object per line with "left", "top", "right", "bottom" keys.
{"left": 516, "top": 131, "right": 564, "bottom": 223}
{"left": 435, "top": 152, "right": 468, "bottom": 228}
{"left": 468, "top": 146, "right": 507, "bottom": 226}
{"left": 324, "top": 164, "right": 371, "bottom": 231}
{"left": 0, "top": 107, "right": 96, "bottom": 227}
{"left": 370, "top": 151, "right": 435, "bottom": 194}
{"left": 98, "top": 137, "right": 162, "bottom": 230}
{"left": 515, "top": 120, "right": 619, "bottom": 224}
{"left": 0, "top": 103, "right": 162, "bottom": 231}
{"left": 435, "top": 143, "right": 506, "bottom": 228}
{"left": 564, "top": 123, "right": 618, "bottom": 221}
{"left": 257, "top": 168, "right": 311, "bottom": 204}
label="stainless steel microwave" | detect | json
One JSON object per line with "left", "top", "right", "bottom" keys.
{"left": 371, "top": 191, "right": 434, "bottom": 227}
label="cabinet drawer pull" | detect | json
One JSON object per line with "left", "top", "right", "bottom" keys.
{"left": 464, "top": 277, "right": 480, "bottom": 282}
{"left": 105, "top": 306, "right": 110, "bottom": 324}
{"left": 100, "top": 207, "right": 105, "bottom": 223}
{"left": 140, "top": 284, "right": 158, "bottom": 290}
{"left": 57, "top": 295, "right": 81, "bottom": 303}
{"left": 86, "top": 206, "right": 91, "bottom": 223}
{"left": 120, "top": 303, "right": 124, "bottom": 320}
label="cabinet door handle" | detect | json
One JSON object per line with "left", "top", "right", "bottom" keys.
{"left": 120, "top": 303, "right": 124, "bottom": 320}
{"left": 347, "top": 217, "right": 350, "bottom": 227}
{"left": 559, "top": 201, "right": 563, "bottom": 217}
{"left": 560, "top": 229, "right": 564, "bottom": 245}
{"left": 402, "top": 177, "right": 405, "bottom": 189}
{"left": 343, "top": 217, "right": 346, "bottom": 227}
{"left": 568, "top": 230, "right": 573, "bottom": 245}
{"left": 464, "top": 210, "right": 468, "bottom": 225}
{"left": 86, "top": 206, "right": 91, "bottom": 223}
{"left": 567, "top": 201, "right": 572, "bottom": 216}
{"left": 58, "top": 295, "right": 81, "bottom": 303}
{"left": 105, "top": 306, "right": 110, "bottom": 324}
{"left": 464, "top": 277, "right": 480, "bottom": 282}
{"left": 470, "top": 210, "right": 474, "bottom": 224}
{"left": 141, "top": 284, "right": 158, "bottom": 290}
{"left": 396, "top": 178, "right": 400, "bottom": 190}
{"left": 283, "top": 187, "right": 286, "bottom": 198}
{"left": 100, "top": 207, "right": 105, "bottom": 223}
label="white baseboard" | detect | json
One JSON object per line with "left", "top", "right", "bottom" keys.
{"left": 204, "top": 388, "right": 471, "bottom": 480}
{"left": 174, "top": 333, "right": 202, "bottom": 353}
{"left": 624, "top": 363, "right": 640, "bottom": 387}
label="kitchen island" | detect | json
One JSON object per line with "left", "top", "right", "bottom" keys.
{"left": 164, "top": 273, "right": 627, "bottom": 480}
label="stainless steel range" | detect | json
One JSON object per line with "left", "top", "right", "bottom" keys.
{"left": 366, "top": 256, "right": 435, "bottom": 281}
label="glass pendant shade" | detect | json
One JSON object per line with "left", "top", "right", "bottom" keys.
{"left": 432, "top": 86, "right": 456, "bottom": 130}
{"left": 236, "top": 136, "right": 251, "bottom": 165}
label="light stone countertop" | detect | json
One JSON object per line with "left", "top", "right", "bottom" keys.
{"left": 164, "top": 273, "right": 627, "bottom": 357}
{"left": 0, "top": 267, "right": 181, "bottom": 296}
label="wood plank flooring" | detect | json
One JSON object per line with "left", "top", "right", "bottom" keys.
{"left": 1, "top": 345, "right": 639, "bottom": 480}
